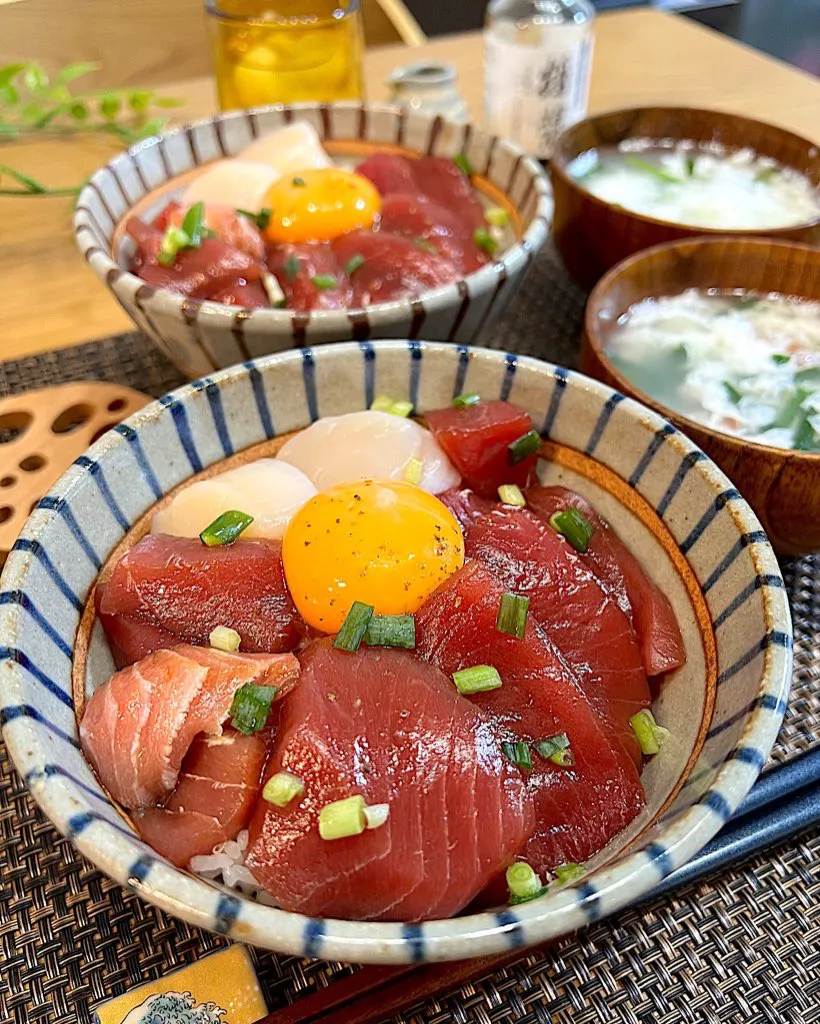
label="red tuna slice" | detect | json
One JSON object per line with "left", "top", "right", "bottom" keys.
{"left": 379, "top": 194, "right": 488, "bottom": 275}
{"left": 424, "top": 401, "right": 539, "bottom": 498}
{"left": 465, "top": 508, "right": 651, "bottom": 766}
{"left": 80, "top": 644, "right": 298, "bottom": 810}
{"left": 267, "top": 241, "right": 352, "bottom": 312}
{"left": 411, "top": 156, "right": 486, "bottom": 231}
{"left": 126, "top": 217, "right": 264, "bottom": 299}
{"left": 438, "top": 486, "right": 497, "bottom": 531}
{"left": 151, "top": 201, "right": 182, "bottom": 232}
{"left": 332, "top": 230, "right": 460, "bottom": 306}
{"left": 210, "top": 277, "right": 270, "bottom": 309}
{"left": 415, "top": 561, "right": 645, "bottom": 877}
{"left": 97, "top": 534, "right": 307, "bottom": 668}
{"left": 246, "top": 640, "right": 533, "bottom": 921}
{"left": 134, "top": 727, "right": 269, "bottom": 867}
{"left": 525, "top": 486, "right": 686, "bottom": 677}
{"left": 356, "top": 152, "right": 419, "bottom": 197}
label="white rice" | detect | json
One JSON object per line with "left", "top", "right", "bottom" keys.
{"left": 189, "top": 829, "right": 278, "bottom": 905}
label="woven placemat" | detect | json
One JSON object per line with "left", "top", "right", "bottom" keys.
{"left": 1, "top": 245, "right": 819, "bottom": 1024}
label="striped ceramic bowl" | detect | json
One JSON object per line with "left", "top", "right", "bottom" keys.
{"left": 74, "top": 104, "right": 552, "bottom": 379}
{"left": 0, "top": 342, "right": 791, "bottom": 963}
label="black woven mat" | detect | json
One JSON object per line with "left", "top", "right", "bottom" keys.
{"left": 1, "top": 246, "right": 819, "bottom": 1024}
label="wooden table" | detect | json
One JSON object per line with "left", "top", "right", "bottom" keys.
{"left": 1, "top": 8, "right": 818, "bottom": 362}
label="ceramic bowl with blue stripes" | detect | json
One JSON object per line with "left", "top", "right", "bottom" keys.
{"left": 74, "top": 103, "right": 552, "bottom": 380}
{"left": 0, "top": 342, "right": 791, "bottom": 963}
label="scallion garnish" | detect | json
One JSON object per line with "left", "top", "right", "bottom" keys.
{"left": 370, "top": 395, "right": 413, "bottom": 417}
{"left": 553, "top": 862, "right": 586, "bottom": 885}
{"left": 453, "top": 152, "right": 473, "bottom": 177}
{"left": 496, "top": 592, "right": 529, "bottom": 639}
{"left": 333, "top": 601, "right": 374, "bottom": 652}
{"left": 684, "top": 155, "right": 696, "bottom": 177}
{"left": 209, "top": 625, "right": 241, "bottom": 652}
{"left": 262, "top": 272, "right": 286, "bottom": 308}
{"left": 283, "top": 254, "right": 300, "bottom": 281}
{"left": 413, "top": 236, "right": 438, "bottom": 254}
{"left": 181, "top": 201, "right": 207, "bottom": 247}
{"left": 772, "top": 353, "right": 791, "bottom": 365}
{"left": 363, "top": 803, "right": 390, "bottom": 830}
{"left": 452, "top": 392, "right": 480, "bottom": 409}
{"left": 263, "top": 771, "right": 305, "bottom": 807}
{"left": 157, "top": 226, "right": 191, "bottom": 266}
{"left": 237, "top": 206, "right": 272, "bottom": 231}
{"left": 793, "top": 412, "right": 820, "bottom": 452}
{"left": 312, "top": 274, "right": 338, "bottom": 290}
{"left": 199, "top": 509, "right": 254, "bottom": 547}
{"left": 452, "top": 664, "right": 502, "bottom": 694}
{"left": 629, "top": 708, "right": 669, "bottom": 756}
{"left": 501, "top": 740, "right": 532, "bottom": 771}
{"left": 229, "top": 683, "right": 278, "bottom": 735}
{"left": 733, "top": 295, "right": 759, "bottom": 310}
{"left": 473, "top": 227, "right": 500, "bottom": 256}
{"left": 498, "top": 484, "right": 526, "bottom": 507}
{"left": 549, "top": 507, "right": 594, "bottom": 554}
{"left": 485, "top": 206, "right": 510, "bottom": 228}
{"left": 345, "top": 253, "right": 365, "bottom": 276}
{"left": 403, "top": 457, "right": 424, "bottom": 485}
{"left": 292, "top": 176, "right": 306, "bottom": 186}
{"left": 534, "top": 732, "right": 575, "bottom": 766}
{"left": 319, "top": 795, "right": 367, "bottom": 840}
{"left": 723, "top": 380, "right": 743, "bottom": 404}
{"left": 625, "top": 155, "right": 681, "bottom": 184}
{"left": 508, "top": 429, "right": 541, "bottom": 465}
{"left": 364, "top": 614, "right": 416, "bottom": 649}
{"left": 506, "top": 862, "right": 547, "bottom": 904}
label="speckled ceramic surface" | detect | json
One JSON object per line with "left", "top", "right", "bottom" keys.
{"left": 74, "top": 105, "right": 552, "bottom": 379}
{"left": 0, "top": 342, "right": 791, "bottom": 964}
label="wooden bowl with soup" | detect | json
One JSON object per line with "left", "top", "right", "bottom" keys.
{"left": 550, "top": 107, "right": 820, "bottom": 288}
{"left": 581, "top": 236, "right": 820, "bottom": 556}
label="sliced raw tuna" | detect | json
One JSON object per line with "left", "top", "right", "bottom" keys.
{"left": 246, "top": 640, "right": 533, "bottom": 921}
{"left": 438, "top": 486, "right": 497, "bottom": 531}
{"left": 525, "top": 486, "right": 686, "bottom": 677}
{"left": 267, "top": 241, "right": 352, "bottom": 312}
{"left": 97, "top": 534, "right": 307, "bottom": 668}
{"left": 80, "top": 644, "right": 298, "bottom": 810}
{"left": 415, "top": 561, "right": 645, "bottom": 878}
{"left": 465, "top": 507, "right": 651, "bottom": 766}
{"left": 211, "top": 277, "right": 269, "bottom": 308}
{"left": 356, "top": 152, "right": 419, "bottom": 197}
{"left": 379, "top": 194, "right": 488, "bottom": 275}
{"left": 424, "top": 401, "right": 539, "bottom": 498}
{"left": 134, "top": 727, "right": 269, "bottom": 867}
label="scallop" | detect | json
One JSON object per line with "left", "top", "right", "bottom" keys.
{"left": 182, "top": 159, "right": 280, "bottom": 214}
{"left": 239, "top": 122, "right": 332, "bottom": 177}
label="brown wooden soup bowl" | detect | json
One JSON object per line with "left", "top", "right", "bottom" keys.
{"left": 550, "top": 106, "right": 820, "bottom": 289}
{"left": 580, "top": 236, "right": 820, "bottom": 556}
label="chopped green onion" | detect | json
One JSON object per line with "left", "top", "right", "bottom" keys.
{"left": 553, "top": 862, "right": 586, "bottom": 885}
{"left": 498, "top": 484, "right": 526, "bottom": 507}
{"left": 319, "top": 795, "right": 367, "bottom": 840}
{"left": 453, "top": 152, "right": 473, "bottom": 177}
{"left": 501, "top": 740, "right": 532, "bottom": 771}
{"left": 793, "top": 412, "right": 820, "bottom": 452}
{"left": 473, "top": 227, "right": 500, "bottom": 256}
{"left": 345, "top": 253, "right": 365, "bottom": 276}
{"left": 508, "top": 429, "right": 541, "bottom": 465}
{"left": 772, "top": 353, "right": 791, "bottom": 365}
{"left": 229, "top": 683, "right": 277, "bottom": 735}
{"left": 364, "top": 614, "right": 416, "bottom": 649}
{"left": 312, "top": 274, "right": 338, "bottom": 290}
{"left": 262, "top": 272, "right": 286, "bottom": 308}
{"left": 181, "top": 201, "right": 207, "bottom": 247}
{"left": 363, "top": 803, "right": 390, "bottom": 830}
{"left": 209, "top": 625, "right": 241, "bottom": 652}
{"left": 452, "top": 392, "right": 480, "bottom": 409}
{"left": 684, "top": 155, "right": 696, "bottom": 177}
{"left": 768, "top": 386, "right": 810, "bottom": 429}
{"left": 283, "top": 254, "right": 300, "bottom": 281}
{"left": 452, "top": 664, "right": 502, "bottom": 694}
{"left": 389, "top": 399, "right": 413, "bottom": 418}
{"left": 237, "top": 206, "right": 272, "bottom": 231}
{"left": 549, "top": 507, "right": 594, "bottom": 554}
{"left": 755, "top": 167, "right": 778, "bottom": 183}
{"left": 292, "top": 176, "right": 306, "bottom": 186}
{"left": 263, "top": 771, "right": 305, "bottom": 807}
{"left": 485, "top": 206, "right": 510, "bottom": 228}
{"left": 629, "top": 708, "right": 669, "bottom": 756}
{"left": 625, "top": 155, "right": 681, "bottom": 184}
{"left": 733, "top": 294, "right": 759, "bottom": 310}
{"left": 496, "top": 592, "right": 529, "bottom": 639}
{"left": 795, "top": 366, "right": 820, "bottom": 385}
{"left": 506, "top": 862, "right": 547, "bottom": 904}
{"left": 534, "top": 732, "right": 575, "bottom": 766}
{"left": 723, "top": 380, "right": 743, "bottom": 404}
{"left": 404, "top": 457, "right": 424, "bottom": 485}
{"left": 370, "top": 395, "right": 413, "bottom": 417}
{"left": 413, "top": 236, "right": 438, "bottom": 254}
{"left": 199, "top": 509, "right": 254, "bottom": 547}
{"left": 157, "top": 226, "right": 191, "bottom": 266}
{"left": 333, "top": 601, "right": 374, "bottom": 652}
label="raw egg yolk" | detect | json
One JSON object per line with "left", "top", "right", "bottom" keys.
{"left": 281, "top": 480, "right": 465, "bottom": 633}
{"left": 264, "top": 168, "right": 382, "bottom": 243}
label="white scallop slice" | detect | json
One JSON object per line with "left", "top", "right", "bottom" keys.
{"left": 182, "top": 159, "right": 280, "bottom": 213}
{"left": 151, "top": 460, "right": 317, "bottom": 541}
{"left": 239, "top": 122, "right": 332, "bottom": 176}
{"left": 276, "top": 411, "right": 461, "bottom": 494}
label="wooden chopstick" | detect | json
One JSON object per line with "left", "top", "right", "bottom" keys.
{"left": 253, "top": 753, "right": 820, "bottom": 1024}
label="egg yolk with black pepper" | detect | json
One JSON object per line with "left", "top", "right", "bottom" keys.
{"left": 264, "top": 167, "right": 382, "bottom": 244}
{"left": 281, "top": 480, "right": 465, "bottom": 632}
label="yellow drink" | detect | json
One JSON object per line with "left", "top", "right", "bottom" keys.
{"left": 206, "top": 0, "right": 364, "bottom": 110}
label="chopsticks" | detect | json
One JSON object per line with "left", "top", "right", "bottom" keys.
{"left": 253, "top": 751, "right": 820, "bottom": 1024}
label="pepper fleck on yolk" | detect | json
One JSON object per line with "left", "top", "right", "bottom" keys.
{"left": 264, "top": 167, "right": 382, "bottom": 244}
{"left": 281, "top": 480, "right": 465, "bottom": 632}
